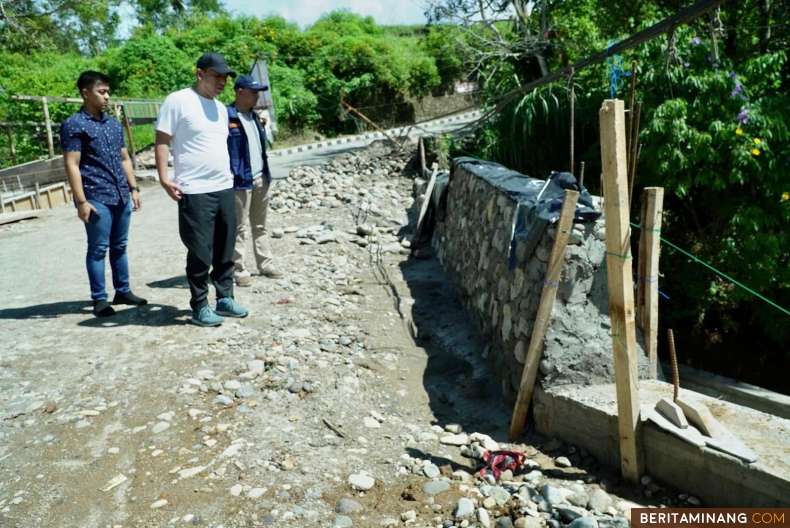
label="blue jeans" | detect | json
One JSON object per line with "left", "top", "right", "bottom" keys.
{"left": 84, "top": 199, "right": 132, "bottom": 301}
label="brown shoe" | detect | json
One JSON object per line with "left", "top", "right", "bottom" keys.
{"left": 260, "top": 266, "right": 283, "bottom": 279}
{"left": 236, "top": 275, "right": 252, "bottom": 287}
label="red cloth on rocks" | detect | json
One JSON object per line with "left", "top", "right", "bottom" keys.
{"left": 478, "top": 450, "right": 528, "bottom": 480}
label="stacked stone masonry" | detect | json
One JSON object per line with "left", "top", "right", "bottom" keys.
{"left": 430, "top": 161, "right": 653, "bottom": 400}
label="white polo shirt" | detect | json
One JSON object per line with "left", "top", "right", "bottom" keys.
{"left": 156, "top": 87, "right": 233, "bottom": 194}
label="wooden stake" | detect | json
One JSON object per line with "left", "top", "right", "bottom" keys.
{"left": 34, "top": 182, "right": 41, "bottom": 209}
{"left": 637, "top": 187, "right": 664, "bottom": 379}
{"left": 341, "top": 101, "right": 403, "bottom": 151}
{"left": 120, "top": 106, "right": 138, "bottom": 171}
{"left": 569, "top": 68, "right": 575, "bottom": 175}
{"left": 6, "top": 125, "right": 17, "bottom": 165}
{"left": 599, "top": 99, "right": 644, "bottom": 483}
{"left": 0, "top": 192, "right": 4, "bottom": 213}
{"left": 419, "top": 137, "right": 427, "bottom": 179}
{"left": 509, "top": 189, "right": 579, "bottom": 440}
{"left": 628, "top": 102, "right": 642, "bottom": 208}
{"left": 416, "top": 163, "right": 439, "bottom": 242}
{"left": 42, "top": 97, "right": 55, "bottom": 159}
{"left": 626, "top": 60, "right": 637, "bottom": 167}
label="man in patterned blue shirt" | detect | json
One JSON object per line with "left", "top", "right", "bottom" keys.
{"left": 61, "top": 71, "right": 147, "bottom": 317}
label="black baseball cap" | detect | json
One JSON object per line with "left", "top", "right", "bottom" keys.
{"left": 234, "top": 75, "right": 269, "bottom": 91}
{"left": 196, "top": 52, "right": 237, "bottom": 78}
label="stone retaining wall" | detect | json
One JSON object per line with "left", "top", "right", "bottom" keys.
{"left": 410, "top": 93, "right": 477, "bottom": 122}
{"left": 430, "top": 161, "right": 652, "bottom": 400}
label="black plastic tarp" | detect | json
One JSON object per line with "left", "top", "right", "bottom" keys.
{"left": 437, "top": 157, "right": 601, "bottom": 270}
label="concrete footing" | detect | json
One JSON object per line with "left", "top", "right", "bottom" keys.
{"left": 533, "top": 380, "right": 790, "bottom": 507}
{"left": 673, "top": 363, "right": 790, "bottom": 421}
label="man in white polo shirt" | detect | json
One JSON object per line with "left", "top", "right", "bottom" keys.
{"left": 154, "top": 51, "right": 249, "bottom": 326}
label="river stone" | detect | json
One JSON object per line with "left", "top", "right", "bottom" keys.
{"left": 335, "top": 499, "right": 364, "bottom": 514}
{"left": 541, "top": 485, "right": 566, "bottom": 506}
{"left": 422, "top": 480, "right": 451, "bottom": 495}
{"left": 334, "top": 516, "right": 354, "bottom": 527}
{"left": 588, "top": 489, "right": 612, "bottom": 512}
{"left": 349, "top": 473, "right": 375, "bottom": 490}
{"left": 567, "top": 518, "right": 599, "bottom": 528}
{"left": 454, "top": 498, "right": 475, "bottom": 518}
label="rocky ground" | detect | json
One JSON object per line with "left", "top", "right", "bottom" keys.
{"left": 0, "top": 139, "right": 699, "bottom": 527}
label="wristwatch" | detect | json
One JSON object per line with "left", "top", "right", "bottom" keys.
{"left": 130, "top": 186, "right": 140, "bottom": 192}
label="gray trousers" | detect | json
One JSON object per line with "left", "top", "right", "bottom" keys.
{"left": 233, "top": 177, "right": 274, "bottom": 278}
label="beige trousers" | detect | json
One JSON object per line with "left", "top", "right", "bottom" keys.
{"left": 233, "top": 177, "right": 274, "bottom": 279}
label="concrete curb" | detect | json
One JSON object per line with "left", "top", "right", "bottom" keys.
{"left": 268, "top": 110, "right": 482, "bottom": 158}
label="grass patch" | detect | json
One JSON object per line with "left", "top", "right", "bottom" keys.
{"left": 128, "top": 124, "right": 156, "bottom": 151}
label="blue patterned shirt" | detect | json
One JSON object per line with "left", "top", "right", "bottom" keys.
{"left": 60, "top": 108, "right": 129, "bottom": 205}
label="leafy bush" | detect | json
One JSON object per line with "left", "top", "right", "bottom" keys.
{"left": 637, "top": 27, "right": 790, "bottom": 341}
{"left": 0, "top": 52, "right": 97, "bottom": 165}
{"left": 267, "top": 64, "right": 320, "bottom": 133}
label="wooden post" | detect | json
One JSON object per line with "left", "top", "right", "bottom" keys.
{"left": 0, "top": 192, "right": 4, "bottom": 213}
{"left": 42, "top": 97, "right": 55, "bottom": 159}
{"left": 509, "top": 189, "right": 579, "bottom": 440}
{"left": 6, "top": 125, "right": 17, "bottom": 165}
{"left": 419, "top": 137, "right": 427, "bottom": 179}
{"left": 637, "top": 188, "right": 664, "bottom": 378}
{"left": 120, "top": 105, "right": 138, "bottom": 171}
{"left": 35, "top": 182, "right": 41, "bottom": 209}
{"left": 599, "top": 99, "right": 644, "bottom": 483}
{"left": 415, "top": 163, "right": 439, "bottom": 241}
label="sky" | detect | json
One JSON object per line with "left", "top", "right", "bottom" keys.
{"left": 221, "top": 0, "right": 428, "bottom": 28}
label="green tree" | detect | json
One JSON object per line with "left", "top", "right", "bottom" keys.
{"left": 130, "top": 0, "right": 224, "bottom": 30}
{"left": 102, "top": 34, "right": 193, "bottom": 97}
{"left": 0, "top": 0, "right": 122, "bottom": 54}
{"left": 421, "top": 26, "right": 471, "bottom": 92}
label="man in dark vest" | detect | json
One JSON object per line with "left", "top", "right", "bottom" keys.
{"left": 226, "top": 75, "right": 282, "bottom": 287}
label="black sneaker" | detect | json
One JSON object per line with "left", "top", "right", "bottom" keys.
{"left": 113, "top": 291, "right": 148, "bottom": 306}
{"left": 93, "top": 300, "right": 116, "bottom": 317}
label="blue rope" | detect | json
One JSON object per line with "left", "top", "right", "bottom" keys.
{"left": 543, "top": 277, "right": 560, "bottom": 288}
{"left": 605, "top": 39, "right": 631, "bottom": 99}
